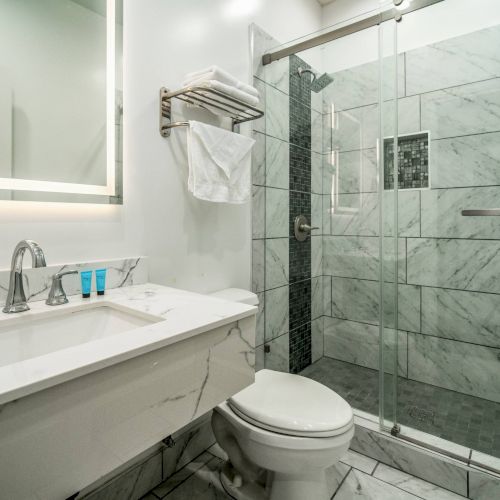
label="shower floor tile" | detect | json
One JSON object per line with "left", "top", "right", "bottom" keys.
{"left": 300, "top": 357, "right": 500, "bottom": 459}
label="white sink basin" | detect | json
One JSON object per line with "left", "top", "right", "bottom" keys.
{"left": 0, "top": 303, "right": 163, "bottom": 367}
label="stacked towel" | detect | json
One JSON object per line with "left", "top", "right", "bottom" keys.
{"left": 183, "top": 65, "right": 260, "bottom": 116}
{"left": 187, "top": 120, "right": 255, "bottom": 204}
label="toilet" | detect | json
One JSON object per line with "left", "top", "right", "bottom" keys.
{"left": 209, "top": 289, "right": 355, "bottom": 500}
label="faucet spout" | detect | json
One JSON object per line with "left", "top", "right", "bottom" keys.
{"left": 3, "top": 240, "right": 47, "bottom": 313}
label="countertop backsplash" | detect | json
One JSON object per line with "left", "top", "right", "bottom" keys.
{"left": 0, "top": 257, "right": 148, "bottom": 304}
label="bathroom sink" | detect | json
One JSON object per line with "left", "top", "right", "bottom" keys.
{"left": 0, "top": 303, "right": 163, "bottom": 367}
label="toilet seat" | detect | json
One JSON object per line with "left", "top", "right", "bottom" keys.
{"left": 228, "top": 370, "right": 353, "bottom": 438}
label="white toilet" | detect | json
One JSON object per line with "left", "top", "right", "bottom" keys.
{"left": 209, "top": 289, "right": 354, "bottom": 500}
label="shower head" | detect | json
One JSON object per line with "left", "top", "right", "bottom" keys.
{"left": 296, "top": 66, "right": 334, "bottom": 93}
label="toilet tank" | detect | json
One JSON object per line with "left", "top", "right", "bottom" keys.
{"left": 209, "top": 288, "right": 259, "bottom": 306}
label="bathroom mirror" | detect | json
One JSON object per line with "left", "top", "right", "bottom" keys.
{"left": 0, "top": 0, "right": 123, "bottom": 204}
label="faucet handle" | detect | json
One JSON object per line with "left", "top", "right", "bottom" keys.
{"left": 46, "top": 270, "right": 78, "bottom": 306}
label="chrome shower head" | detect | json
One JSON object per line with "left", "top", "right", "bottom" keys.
{"left": 297, "top": 66, "right": 334, "bottom": 93}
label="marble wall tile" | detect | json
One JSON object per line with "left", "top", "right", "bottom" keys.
{"left": 406, "top": 25, "right": 500, "bottom": 96}
{"left": 265, "top": 187, "right": 288, "bottom": 238}
{"left": 421, "top": 78, "right": 500, "bottom": 140}
{"left": 266, "top": 83, "right": 289, "bottom": 142}
{"left": 350, "top": 424, "right": 468, "bottom": 495}
{"left": 311, "top": 317, "right": 323, "bottom": 363}
{"left": 407, "top": 332, "right": 500, "bottom": 403}
{"left": 0, "top": 257, "right": 149, "bottom": 304}
{"left": 265, "top": 56, "right": 289, "bottom": 94}
{"left": 311, "top": 235, "right": 322, "bottom": 278}
{"left": 250, "top": 23, "right": 280, "bottom": 80}
{"left": 84, "top": 451, "right": 162, "bottom": 500}
{"left": 421, "top": 186, "right": 500, "bottom": 239}
{"left": 323, "top": 275, "right": 332, "bottom": 317}
{"left": 252, "top": 77, "right": 266, "bottom": 134}
{"left": 264, "top": 285, "right": 289, "bottom": 341}
{"left": 312, "top": 108, "right": 323, "bottom": 153}
{"left": 265, "top": 238, "right": 289, "bottom": 289}
{"left": 335, "top": 468, "right": 424, "bottom": 500}
{"left": 251, "top": 131, "right": 265, "bottom": 185}
{"left": 322, "top": 55, "right": 405, "bottom": 112}
{"left": 322, "top": 194, "right": 332, "bottom": 235}
{"left": 311, "top": 275, "right": 323, "bottom": 320}
{"left": 329, "top": 148, "right": 378, "bottom": 195}
{"left": 251, "top": 239, "right": 265, "bottom": 293}
{"left": 264, "top": 332, "right": 289, "bottom": 372}
{"left": 407, "top": 238, "right": 500, "bottom": 293}
{"left": 421, "top": 287, "right": 500, "bottom": 348}
{"left": 323, "top": 236, "right": 406, "bottom": 283}
{"left": 330, "top": 190, "right": 419, "bottom": 238}
{"left": 430, "top": 133, "right": 500, "bottom": 188}
{"left": 266, "top": 135, "right": 289, "bottom": 189}
{"left": 254, "top": 344, "right": 265, "bottom": 371}
{"left": 252, "top": 186, "right": 265, "bottom": 239}
{"left": 331, "top": 277, "right": 420, "bottom": 333}
{"left": 324, "top": 317, "right": 408, "bottom": 376}
{"left": 255, "top": 292, "right": 265, "bottom": 347}
{"left": 311, "top": 151, "right": 322, "bottom": 194}
{"left": 311, "top": 193, "right": 323, "bottom": 234}
{"left": 469, "top": 469, "right": 500, "bottom": 500}
{"left": 373, "top": 463, "right": 466, "bottom": 500}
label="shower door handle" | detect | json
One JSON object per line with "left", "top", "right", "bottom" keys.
{"left": 462, "top": 209, "right": 500, "bottom": 216}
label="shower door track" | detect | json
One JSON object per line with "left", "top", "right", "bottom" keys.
{"left": 262, "top": 0, "right": 444, "bottom": 66}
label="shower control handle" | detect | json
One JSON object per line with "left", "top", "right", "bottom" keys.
{"left": 294, "top": 215, "right": 319, "bottom": 242}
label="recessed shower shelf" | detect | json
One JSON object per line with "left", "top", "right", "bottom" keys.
{"left": 159, "top": 86, "right": 264, "bottom": 137}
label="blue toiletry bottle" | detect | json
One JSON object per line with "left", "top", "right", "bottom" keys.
{"left": 80, "top": 270, "right": 92, "bottom": 298}
{"left": 95, "top": 268, "right": 107, "bottom": 296}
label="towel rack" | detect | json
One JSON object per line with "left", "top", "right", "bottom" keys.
{"left": 159, "top": 86, "right": 264, "bottom": 137}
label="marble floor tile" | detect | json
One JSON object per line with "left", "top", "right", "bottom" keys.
{"left": 326, "top": 461, "right": 351, "bottom": 498}
{"left": 469, "top": 469, "right": 500, "bottom": 500}
{"left": 407, "top": 238, "right": 500, "bottom": 293}
{"left": 421, "top": 78, "right": 500, "bottom": 140}
{"left": 207, "top": 443, "right": 228, "bottom": 462}
{"left": 264, "top": 285, "right": 289, "bottom": 341}
{"left": 265, "top": 238, "right": 289, "bottom": 289}
{"left": 407, "top": 332, "right": 500, "bottom": 403}
{"left": 421, "top": 287, "right": 500, "bottom": 348}
{"left": 405, "top": 24, "right": 500, "bottom": 96}
{"left": 373, "top": 463, "right": 467, "bottom": 500}
{"left": 323, "top": 317, "right": 408, "bottom": 376}
{"left": 421, "top": 186, "right": 500, "bottom": 239}
{"left": 158, "top": 457, "right": 230, "bottom": 499}
{"left": 340, "top": 449, "right": 378, "bottom": 474}
{"left": 430, "top": 133, "right": 500, "bottom": 188}
{"left": 333, "top": 468, "right": 422, "bottom": 499}
{"left": 265, "top": 187, "right": 288, "bottom": 238}
{"left": 266, "top": 135, "right": 289, "bottom": 190}
{"left": 152, "top": 451, "right": 213, "bottom": 498}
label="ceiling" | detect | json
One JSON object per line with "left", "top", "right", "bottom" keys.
{"left": 317, "top": 0, "right": 337, "bottom": 5}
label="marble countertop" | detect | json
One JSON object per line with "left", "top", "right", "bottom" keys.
{"left": 0, "top": 283, "right": 256, "bottom": 405}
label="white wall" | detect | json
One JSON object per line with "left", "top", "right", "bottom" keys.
{"left": 321, "top": 0, "right": 500, "bottom": 73}
{"left": 0, "top": 0, "right": 321, "bottom": 294}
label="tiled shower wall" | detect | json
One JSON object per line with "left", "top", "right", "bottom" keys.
{"left": 251, "top": 25, "right": 324, "bottom": 374}
{"left": 322, "top": 25, "right": 500, "bottom": 405}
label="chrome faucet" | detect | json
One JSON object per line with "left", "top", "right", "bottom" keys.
{"left": 3, "top": 240, "right": 47, "bottom": 313}
{"left": 46, "top": 270, "right": 78, "bottom": 306}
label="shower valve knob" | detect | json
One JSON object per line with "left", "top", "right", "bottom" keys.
{"left": 294, "top": 215, "right": 318, "bottom": 242}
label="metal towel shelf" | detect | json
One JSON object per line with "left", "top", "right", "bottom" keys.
{"left": 159, "top": 86, "right": 264, "bottom": 137}
{"left": 462, "top": 209, "right": 500, "bottom": 216}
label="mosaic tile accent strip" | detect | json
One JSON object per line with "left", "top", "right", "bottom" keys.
{"left": 384, "top": 132, "right": 429, "bottom": 190}
{"left": 289, "top": 322, "right": 312, "bottom": 374}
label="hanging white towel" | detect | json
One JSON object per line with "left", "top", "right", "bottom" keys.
{"left": 187, "top": 121, "right": 255, "bottom": 204}
{"left": 183, "top": 65, "right": 259, "bottom": 99}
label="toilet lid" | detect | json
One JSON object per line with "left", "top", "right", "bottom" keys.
{"left": 228, "top": 370, "right": 353, "bottom": 437}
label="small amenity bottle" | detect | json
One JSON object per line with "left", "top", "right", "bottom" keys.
{"left": 95, "top": 268, "right": 107, "bottom": 296}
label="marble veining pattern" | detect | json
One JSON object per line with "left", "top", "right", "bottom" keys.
{"left": 266, "top": 135, "right": 289, "bottom": 189}
{"left": 0, "top": 257, "right": 148, "bottom": 304}
{"left": 264, "top": 285, "right": 289, "bottom": 341}
{"left": 265, "top": 187, "right": 288, "bottom": 238}
{"left": 265, "top": 238, "right": 289, "bottom": 289}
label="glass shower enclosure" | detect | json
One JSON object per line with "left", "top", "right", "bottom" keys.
{"left": 251, "top": 0, "right": 500, "bottom": 471}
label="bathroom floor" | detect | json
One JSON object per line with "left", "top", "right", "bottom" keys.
{"left": 301, "top": 357, "right": 500, "bottom": 459}
{"left": 141, "top": 443, "right": 466, "bottom": 500}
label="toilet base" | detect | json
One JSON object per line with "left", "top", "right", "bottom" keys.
{"left": 219, "top": 461, "right": 330, "bottom": 500}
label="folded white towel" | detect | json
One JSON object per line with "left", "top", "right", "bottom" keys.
{"left": 183, "top": 65, "right": 259, "bottom": 99}
{"left": 187, "top": 120, "right": 255, "bottom": 204}
{"left": 186, "top": 80, "right": 259, "bottom": 118}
